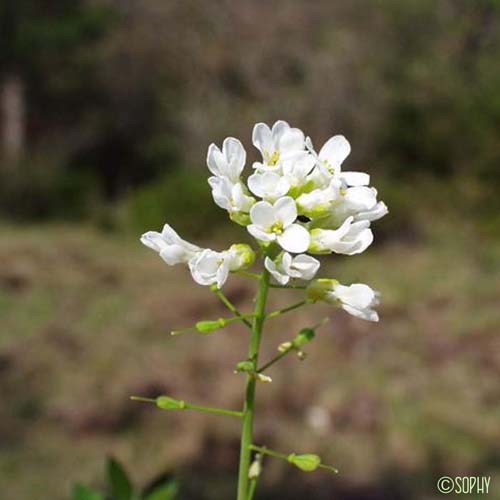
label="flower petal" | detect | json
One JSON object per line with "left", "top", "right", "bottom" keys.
{"left": 279, "top": 127, "right": 305, "bottom": 155}
{"left": 271, "top": 120, "right": 290, "bottom": 143}
{"left": 206, "top": 143, "right": 225, "bottom": 177}
{"left": 252, "top": 123, "right": 273, "bottom": 156}
{"left": 140, "top": 231, "right": 165, "bottom": 253}
{"left": 264, "top": 256, "right": 290, "bottom": 285}
{"left": 248, "top": 171, "right": 289, "bottom": 200}
{"left": 250, "top": 200, "right": 274, "bottom": 227}
{"left": 273, "top": 196, "right": 297, "bottom": 227}
{"left": 341, "top": 171, "right": 370, "bottom": 186}
{"left": 278, "top": 224, "right": 310, "bottom": 253}
{"left": 208, "top": 176, "right": 232, "bottom": 210}
{"left": 248, "top": 224, "right": 276, "bottom": 242}
{"left": 342, "top": 303, "right": 379, "bottom": 322}
{"left": 292, "top": 254, "right": 320, "bottom": 280}
{"left": 222, "top": 137, "right": 246, "bottom": 179}
{"left": 319, "top": 135, "right": 351, "bottom": 167}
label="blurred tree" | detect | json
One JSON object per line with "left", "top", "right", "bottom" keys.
{"left": 0, "top": 0, "right": 113, "bottom": 165}
{"left": 2, "top": 0, "right": 500, "bottom": 225}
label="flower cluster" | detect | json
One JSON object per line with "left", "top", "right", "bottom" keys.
{"left": 141, "top": 120, "right": 387, "bottom": 321}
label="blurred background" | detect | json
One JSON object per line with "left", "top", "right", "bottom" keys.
{"left": 1, "top": 1, "right": 500, "bottom": 498}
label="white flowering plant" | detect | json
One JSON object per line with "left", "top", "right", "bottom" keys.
{"left": 132, "top": 120, "right": 388, "bottom": 499}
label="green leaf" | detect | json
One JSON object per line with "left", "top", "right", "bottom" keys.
{"left": 72, "top": 484, "right": 105, "bottom": 500}
{"left": 144, "top": 482, "right": 178, "bottom": 500}
{"left": 107, "top": 458, "right": 133, "bottom": 500}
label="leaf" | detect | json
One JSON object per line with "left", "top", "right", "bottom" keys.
{"left": 72, "top": 484, "right": 105, "bottom": 500}
{"left": 144, "top": 482, "right": 178, "bottom": 500}
{"left": 107, "top": 458, "right": 133, "bottom": 500}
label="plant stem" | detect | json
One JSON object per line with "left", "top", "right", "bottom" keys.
{"left": 130, "top": 396, "right": 243, "bottom": 418}
{"left": 250, "top": 445, "right": 339, "bottom": 474}
{"left": 269, "top": 283, "right": 307, "bottom": 290}
{"left": 257, "top": 347, "right": 293, "bottom": 373}
{"left": 185, "top": 402, "right": 243, "bottom": 418}
{"left": 266, "top": 300, "right": 310, "bottom": 319}
{"left": 249, "top": 445, "right": 288, "bottom": 461}
{"left": 130, "top": 396, "right": 156, "bottom": 403}
{"left": 237, "top": 270, "right": 261, "bottom": 280}
{"left": 236, "top": 268, "right": 270, "bottom": 500}
{"left": 211, "top": 286, "right": 252, "bottom": 329}
{"left": 247, "top": 478, "right": 258, "bottom": 500}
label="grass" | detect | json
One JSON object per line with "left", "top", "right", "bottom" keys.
{"left": 1, "top": 219, "right": 500, "bottom": 499}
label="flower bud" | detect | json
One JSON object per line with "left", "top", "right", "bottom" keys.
{"left": 235, "top": 360, "right": 254, "bottom": 373}
{"left": 195, "top": 319, "right": 225, "bottom": 333}
{"left": 287, "top": 453, "right": 321, "bottom": 472}
{"left": 228, "top": 243, "right": 256, "bottom": 269}
{"left": 230, "top": 212, "right": 251, "bottom": 227}
{"left": 248, "top": 456, "right": 262, "bottom": 479}
{"left": 292, "top": 328, "right": 315, "bottom": 348}
{"left": 156, "top": 396, "right": 186, "bottom": 410}
{"left": 306, "top": 279, "right": 338, "bottom": 302}
{"left": 278, "top": 341, "right": 293, "bottom": 353}
{"left": 254, "top": 373, "right": 272, "bottom": 383}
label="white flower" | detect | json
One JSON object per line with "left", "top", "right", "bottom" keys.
{"left": 189, "top": 244, "right": 255, "bottom": 288}
{"left": 296, "top": 178, "right": 342, "bottom": 218}
{"left": 247, "top": 171, "right": 290, "bottom": 201}
{"left": 306, "top": 135, "right": 369, "bottom": 187}
{"left": 342, "top": 186, "right": 379, "bottom": 212}
{"left": 306, "top": 134, "right": 350, "bottom": 175}
{"left": 141, "top": 224, "right": 201, "bottom": 264}
{"left": 265, "top": 252, "right": 320, "bottom": 285}
{"left": 252, "top": 120, "right": 305, "bottom": 167}
{"left": 307, "top": 279, "right": 380, "bottom": 322}
{"left": 189, "top": 249, "right": 230, "bottom": 288}
{"left": 208, "top": 176, "right": 255, "bottom": 214}
{"left": 207, "top": 137, "right": 246, "bottom": 183}
{"left": 333, "top": 283, "right": 380, "bottom": 321}
{"left": 309, "top": 216, "right": 373, "bottom": 255}
{"left": 141, "top": 224, "right": 255, "bottom": 288}
{"left": 281, "top": 152, "right": 316, "bottom": 190}
{"left": 247, "top": 196, "right": 310, "bottom": 253}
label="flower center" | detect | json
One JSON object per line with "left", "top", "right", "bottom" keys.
{"left": 270, "top": 221, "right": 284, "bottom": 235}
{"left": 323, "top": 160, "right": 337, "bottom": 175}
{"left": 266, "top": 150, "right": 280, "bottom": 166}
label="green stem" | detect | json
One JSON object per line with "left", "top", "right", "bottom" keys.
{"left": 269, "top": 283, "right": 307, "bottom": 290}
{"left": 130, "top": 396, "right": 156, "bottom": 403}
{"left": 257, "top": 347, "right": 293, "bottom": 373}
{"left": 250, "top": 445, "right": 339, "bottom": 474}
{"left": 236, "top": 268, "right": 270, "bottom": 500}
{"left": 266, "top": 300, "right": 310, "bottom": 319}
{"left": 249, "top": 445, "right": 288, "bottom": 461}
{"left": 211, "top": 286, "right": 252, "bottom": 329}
{"left": 171, "top": 314, "right": 255, "bottom": 336}
{"left": 248, "top": 477, "right": 258, "bottom": 500}
{"left": 185, "top": 402, "right": 243, "bottom": 418}
{"left": 130, "top": 396, "right": 243, "bottom": 418}
{"left": 237, "top": 270, "right": 261, "bottom": 280}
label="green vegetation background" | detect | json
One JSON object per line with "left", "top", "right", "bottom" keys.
{"left": 1, "top": 1, "right": 500, "bottom": 499}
